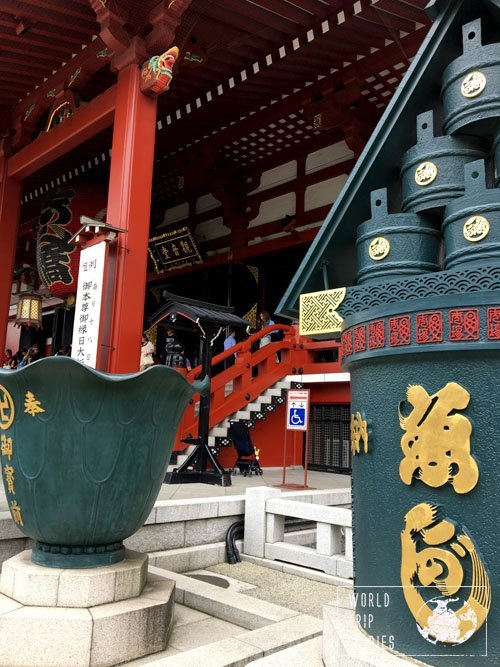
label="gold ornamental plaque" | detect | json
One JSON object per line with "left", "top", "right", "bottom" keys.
{"left": 415, "top": 161, "right": 438, "bottom": 186}
{"left": 299, "top": 288, "right": 346, "bottom": 335}
{"left": 461, "top": 71, "right": 486, "bottom": 98}
{"left": 463, "top": 215, "right": 490, "bottom": 242}
{"left": 369, "top": 237, "right": 390, "bottom": 261}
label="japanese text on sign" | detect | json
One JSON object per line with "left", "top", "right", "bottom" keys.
{"left": 148, "top": 226, "right": 202, "bottom": 274}
{"left": 71, "top": 241, "right": 106, "bottom": 368}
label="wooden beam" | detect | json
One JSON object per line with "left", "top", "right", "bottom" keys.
{"left": 8, "top": 84, "right": 116, "bottom": 181}
{"left": 11, "top": 37, "right": 108, "bottom": 125}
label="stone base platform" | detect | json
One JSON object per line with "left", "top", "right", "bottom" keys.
{"left": 0, "top": 550, "right": 175, "bottom": 667}
{"left": 323, "top": 603, "right": 425, "bottom": 667}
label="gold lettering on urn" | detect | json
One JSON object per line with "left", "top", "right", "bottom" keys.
{"left": 3, "top": 465, "right": 15, "bottom": 495}
{"left": 24, "top": 391, "right": 45, "bottom": 417}
{"left": 461, "top": 71, "right": 486, "bottom": 98}
{"left": 10, "top": 500, "right": 24, "bottom": 527}
{"left": 368, "top": 237, "right": 390, "bottom": 261}
{"left": 401, "top": 503, "right": 490, "bottom": 645}
{"left": 399, "top": 382, "right": 478, "bottom": 494}
{"left": 0, "top": 386, "right": 14, "bottom": 430}
{"left": 0, "top": 434, "right": 13, "bottom": 461}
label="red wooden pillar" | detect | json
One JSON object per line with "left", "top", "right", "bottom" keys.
{"left": 0, "top": 156, "right": 22, "bottom": 356}
{"left": 106, "top": 64, "right": 157, "bottom": 373}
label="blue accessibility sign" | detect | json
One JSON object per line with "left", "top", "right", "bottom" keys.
{"left": 288, "top": 408, "right": 306, "bottom": 427}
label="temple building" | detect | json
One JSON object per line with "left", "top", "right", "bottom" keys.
{"left": 0, "top": 0, "right": 432, "bottom": 470}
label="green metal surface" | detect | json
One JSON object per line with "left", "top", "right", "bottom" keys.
{"left": 442, "top": 19, "right": 500, "bottom": 136}
{"left": 0, "top": 357, "right": 208, "bottom": 568}
{"left": 443, "top": 160, "right": 500, "bottom": 269}
{"left": 401, "top": 110, "right": 488, "bottom": 214}
{"left": 356, "top": 188, "right": 440, "bottom": 285}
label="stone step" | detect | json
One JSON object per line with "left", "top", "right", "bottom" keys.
{"left": 264, "top": 387, "right": 283, "bottom": 397}
{"left": 275, "top": 380, "right": 291, "bottom": 388}
{"left": 210, "top": 426, "right": 228, "bottom": 438}
{"left": 232, "top": 410, "right": 251, "bottom": 420}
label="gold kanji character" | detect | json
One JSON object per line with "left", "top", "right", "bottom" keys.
{"left": 0, "top": 434, "right": 12, "bottom": 461}
{"left": 3, "top": 465, "right": 14, "bottom": 495}
{"left": 24, "top": 391, "right": 45, "bottom": 417}
{"left": 350, "top": 411, "right": 368, "bottom": 455}
{"left": 10, "top": 500, "right": 23, "bottom": 527}
{"left": 399, "top": 382, "right": 478, "bottom": 493}
{"left": 0, "top": 385, "right": 14, "bottom": 430}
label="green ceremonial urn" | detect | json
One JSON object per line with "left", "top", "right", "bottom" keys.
{"left": 0, "top": 357, "right": 208, "bottom": 568}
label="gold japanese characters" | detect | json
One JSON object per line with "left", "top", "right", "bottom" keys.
{"left": 0, "top": 389, "right": 45, "bottom": 530}
{"left": 461, "top": 71, "right": 487, "bottom": 98}
{"left": 0, "top": 385, "right": 14, "bottom": 430}
{"left": 399, "top": 382, "right": 479, "bottom": 494}
{"left": 398, "top": 381, "right": 490, "bottom": 646}
{"left": 415, "top": 161, "right": 438, "bottom": 186}
{"left": 350, "top": 411, "right": 368, "bottom": 456}
{"left": 401, "top": 503, "right": 491, "bottom": 645}
{"left": 463, "top": 215, "right": 490, "bottom": 242}
{"left": 368, "top": 237, "right": 390, "bottom": 261}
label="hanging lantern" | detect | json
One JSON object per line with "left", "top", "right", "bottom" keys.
{"left": 15, "top": 292, "right": 42, "bottom": 329}
{"left": 36, "top": 185, "right": 107, "bottom": 299}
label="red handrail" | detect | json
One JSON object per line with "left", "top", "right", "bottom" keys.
{"left": 174, "top": 325, "right": 342, "bottom": 450}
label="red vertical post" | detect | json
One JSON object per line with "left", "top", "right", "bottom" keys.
{"left": 0, "top": 156, "right": 22, "bottom": 355}
{"left": 106, "top": 64, "right": 158, "bottom": 373}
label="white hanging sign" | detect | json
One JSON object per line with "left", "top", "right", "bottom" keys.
{"left": 71, "top": 241, "right": 106, "bottom": 368}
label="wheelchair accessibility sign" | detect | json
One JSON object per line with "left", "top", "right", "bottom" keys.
{"left": 286, "top": 389, "right": 310, "bottom": 431}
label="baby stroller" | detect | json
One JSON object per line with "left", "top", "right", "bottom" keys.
{"left": 228, "top": 421, "right": 263, "bottom": 476}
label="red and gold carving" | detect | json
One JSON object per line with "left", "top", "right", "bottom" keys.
{"left": 140, "top": 46, "right": 179, "bottom": 96}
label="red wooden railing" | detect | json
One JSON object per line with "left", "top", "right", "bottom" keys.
{"left": 174, "top": 325, "right": 342, "bottom": 450}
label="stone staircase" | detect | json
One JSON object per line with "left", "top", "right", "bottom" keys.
{"left": 167, "top": 378, "right": 293, "bottom": 471}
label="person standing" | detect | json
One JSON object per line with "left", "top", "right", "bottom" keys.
{"left": 258, "top": 311, "right": 275, "bottom": 348}
{"left": 164, "top": 328, "right": 185, "bottom": 368}
{"left": 223, "top": 328, "right": 237, "bottom": 368}
{"left": 140, "top": 334, "right": 155, "bottom": 371}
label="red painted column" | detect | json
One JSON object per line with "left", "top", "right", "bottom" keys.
{"left": 0, "top": 156, "right": 22, "bottom": 356}
{"left": 106, "top": 64, "right": 157, "bottom": 373}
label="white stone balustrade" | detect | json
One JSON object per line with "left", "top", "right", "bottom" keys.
{"left": 243, "top": 487, "right": 353, "bottom": 579}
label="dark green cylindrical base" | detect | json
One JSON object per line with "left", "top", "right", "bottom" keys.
{"left": 342, "top": 292, "right": 500, "bottom": 666}
{"left": 401, "top": 141, "right": 488, "bottom": 214}
{"left": 32, "top": 542, "right": 126, "bottom": 568}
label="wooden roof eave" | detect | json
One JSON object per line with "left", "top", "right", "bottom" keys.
{"left": 276, "top": 0, "right": 478, "bottom": 319}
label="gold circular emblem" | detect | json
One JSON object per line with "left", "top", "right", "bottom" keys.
{"left": 461, "top": 71, "right": 486, "bottom": 98}
{"left": 0, "top": 385, "right": 14, "bottom": 431}
{"left": 463, "top": 215, "right": 490, "bottom": 242}
{"left": 415, "top": 161, "right": 438, "bottom": 187}
{"left": 369, "top": 237, "right": 391, "bottom": 261}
